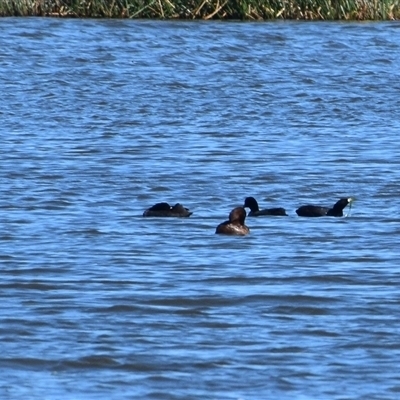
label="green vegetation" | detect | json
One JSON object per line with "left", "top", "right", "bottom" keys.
{"left": 1, "top": 0, "right": 399, "bottom": 19}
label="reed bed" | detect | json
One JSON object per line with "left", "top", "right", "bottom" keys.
{"left": 1, "top": 0, "right": 399, "bottom": 19}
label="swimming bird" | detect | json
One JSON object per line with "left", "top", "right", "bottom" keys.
{"left": 243, "top": 196, "right": 287, "bottom": 216}
{"left": 296, "top": 197, "right": 353, "bottom": 217}
{"left": 215, "top": 207, "right": 249, "bottom": 236}
{"left": 143, "top": 202, "right": 192, "bottom": 217}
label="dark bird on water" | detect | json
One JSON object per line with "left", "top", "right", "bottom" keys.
{"left": 296, "top": 197, "right": 353, "bottom": 217}
{"left": 215, "top": 206, "right": 250, "bottom": 236}
{"left": 243, "top": 196, "right": 287, "bottom": 217}
{"left": 143, "top": 202, "right": 192, "bottom": 217}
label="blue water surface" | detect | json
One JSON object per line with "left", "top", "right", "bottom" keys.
{"left": 1, "top": 18, "right": 400, "bottom": 399}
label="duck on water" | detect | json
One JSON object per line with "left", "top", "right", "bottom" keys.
{"left": 215, "top": 207, "right": 250, "bottom": 236}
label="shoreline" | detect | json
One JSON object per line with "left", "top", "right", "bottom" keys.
{"left": 1, "top": 0, "right": 399, "bottom": 20}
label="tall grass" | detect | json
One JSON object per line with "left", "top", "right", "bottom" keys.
{"left": 0, "top": 0, "right": 399, "bottom": 19}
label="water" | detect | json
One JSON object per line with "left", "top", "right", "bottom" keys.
{"left": 1, "top": 17, "right": 400, "bottom": 399}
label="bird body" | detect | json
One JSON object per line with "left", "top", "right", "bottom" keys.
{"left": 143, "top": 202, "right": 192, "bottom": 217}
{"left": 243, "top": 196, "right": 287, "bottom": 216}
{"left": 296, "top": 198, "right": 353, "bottom": 217}
{"left": 216, "top": 207, "right": 250, "bottom": 235}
